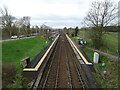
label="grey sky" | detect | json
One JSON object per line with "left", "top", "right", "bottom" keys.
{"left": 0, "top": 0, "right": 119, "bottom": 28}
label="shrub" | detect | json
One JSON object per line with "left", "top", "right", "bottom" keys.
{"left": 2, "top": 63, "right": 16, "bottom": 88}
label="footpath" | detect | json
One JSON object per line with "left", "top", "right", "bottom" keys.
{"left": 86, "top": 47, "right": 118, "bottom": 61}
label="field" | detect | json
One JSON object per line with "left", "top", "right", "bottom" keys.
{"left": 2, "top": 36, "right": 47, "bottom": 88}
{"left": 77, "top": 31, "right": 118, "bottom": 56}
{"left": 2, "top": 37, "right": 47, "bottom": 63}
{"left": 102, "top": 32, "right": 118, "bottom": 55}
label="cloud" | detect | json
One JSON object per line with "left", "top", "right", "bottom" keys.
{"left": 0, "top": 0, "right": 119, "bottom": 28}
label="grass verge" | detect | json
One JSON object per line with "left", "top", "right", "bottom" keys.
{"left": 2, "top": 36, "right": 47, "bottom": 88}
{"left": 84, "top": 47, "right": 118, "bottom": 88}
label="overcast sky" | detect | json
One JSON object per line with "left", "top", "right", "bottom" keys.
{"left": 0, "top": 0, "right": 119, "bottom": 28}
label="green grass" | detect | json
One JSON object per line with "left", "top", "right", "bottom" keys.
{"left": 2, "top": 36, "right": 48, "bottom": 88}
{"left": 83, "top": 47, "right": 118, "bottom": 88}
{"left": 2, "top": 37, "right": 47, "bottom": 63}
{"left": 77, "top": 31, "right": 118, "bottom": 56}
{"left": 102, "top": 32, "right": 118, "bottom": 55}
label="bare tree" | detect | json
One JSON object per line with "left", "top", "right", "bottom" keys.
{"left": 40, "top": 24, "right": 50, "bottom": 37}
{"left": 14, "top": 16, "right": 31, "bottom": 36}
{"left": 84, "top": 0, "right": 117, "bottom": 49}
{"left": 14, "top": 18, "right": 24, "bottom": 36}
{"left": 35, "top": 25, "right": 39, "bottom": 34}
{"left": 0, "top": 6, "right": 16, "bottom": 37}
{"left": 22, "top": 16, "right": 31, "bottom": 36}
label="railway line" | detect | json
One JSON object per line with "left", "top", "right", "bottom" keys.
{"left": 36, "top": 32, "right": 91, "bottom": 89}
{"left": 65, "top": 36, "right": 86, "bottom": 88}
{"left": 23, "top": 32, "right": 97, "bottom": 89}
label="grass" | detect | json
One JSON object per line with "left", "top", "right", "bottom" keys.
{"left": 102, "top": 32, "right": 118, "bottom": 55}
{"left": 2, "top": 36, "right": 48, "bottom": 88}
{"left": 77, "top": 31, "right": 118, "bottom": 56}
{"left": 2, "top": 37, "right": 47, "bottom": 63}
{"left": 83, "top": 48, "right": 118, "bottom": 88}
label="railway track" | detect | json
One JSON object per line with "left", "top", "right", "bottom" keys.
{"left": 56, "top": 35, "right": 71, "bottom": 88}
{"left": 65, "top": 36, "right": 86, "bottom": 88}
{"left": 38, "top": 36, "right": 61, "bottom": 88}
{"left": 34, "top": 32, "right": 94, "bottom": 89}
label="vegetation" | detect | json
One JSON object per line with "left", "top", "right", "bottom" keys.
{"left": 0, "top": 6, "right": 16, "bottom": 38}
{"left": 78, "top": 30, "right": 118, "bottom": 56}
{"left": 83, "top": 0, "right": 117, "bottom": 49}
{"left": 2, "top": 37, "right": 47, "bottom": 63}
{"left": 2, "top": 36, "right": 47, "bottom": 88}
{"left": 74, "top": 26, "right": 79, "bottom": 36}
{"left": 0, "top": 6, "right": 31, "bottom": 39}
{"left": 71, "top": 30, "right": 118, "bottom": 88}
{"left": 83, "top": 48, "right": 118, "bottom": 88}
{"left": 0, "top": 7, "right": 52, "bottom": 40}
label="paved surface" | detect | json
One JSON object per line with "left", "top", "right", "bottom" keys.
{"left": 0, "top": 36, "right": 36, "bottom": 42}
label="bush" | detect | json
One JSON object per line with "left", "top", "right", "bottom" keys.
{"left": 2, "top": 63, "right": 16, "bottom": 88}
{"left": 87, "top": 28, "right": 105, "bottom": 49}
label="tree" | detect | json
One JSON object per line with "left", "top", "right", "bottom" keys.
{"left": 22, "top": 16, "right": 31, "bottom": 36}
{"left": 40, "top": 24, "right": 50, "bottom": 38}
{"left": 35, "top": 25, "right": 39, "bottom": 33}
{"left": 74, "top": 26, "right": 79, "bottom": 36}
{"left": 15, "top": 16, "right": 31, "bottom": 36}
{"left": 14, "top": 18, "right": 24, "bottom": 36}
{"left": 0, "top": 6, "right": 16, "bottom": 37}
{"left": 64, "top": 27, "right": 68, "bottom": 34}
{"left": 84, "top": 0, "right": 117, "bottom": 49}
